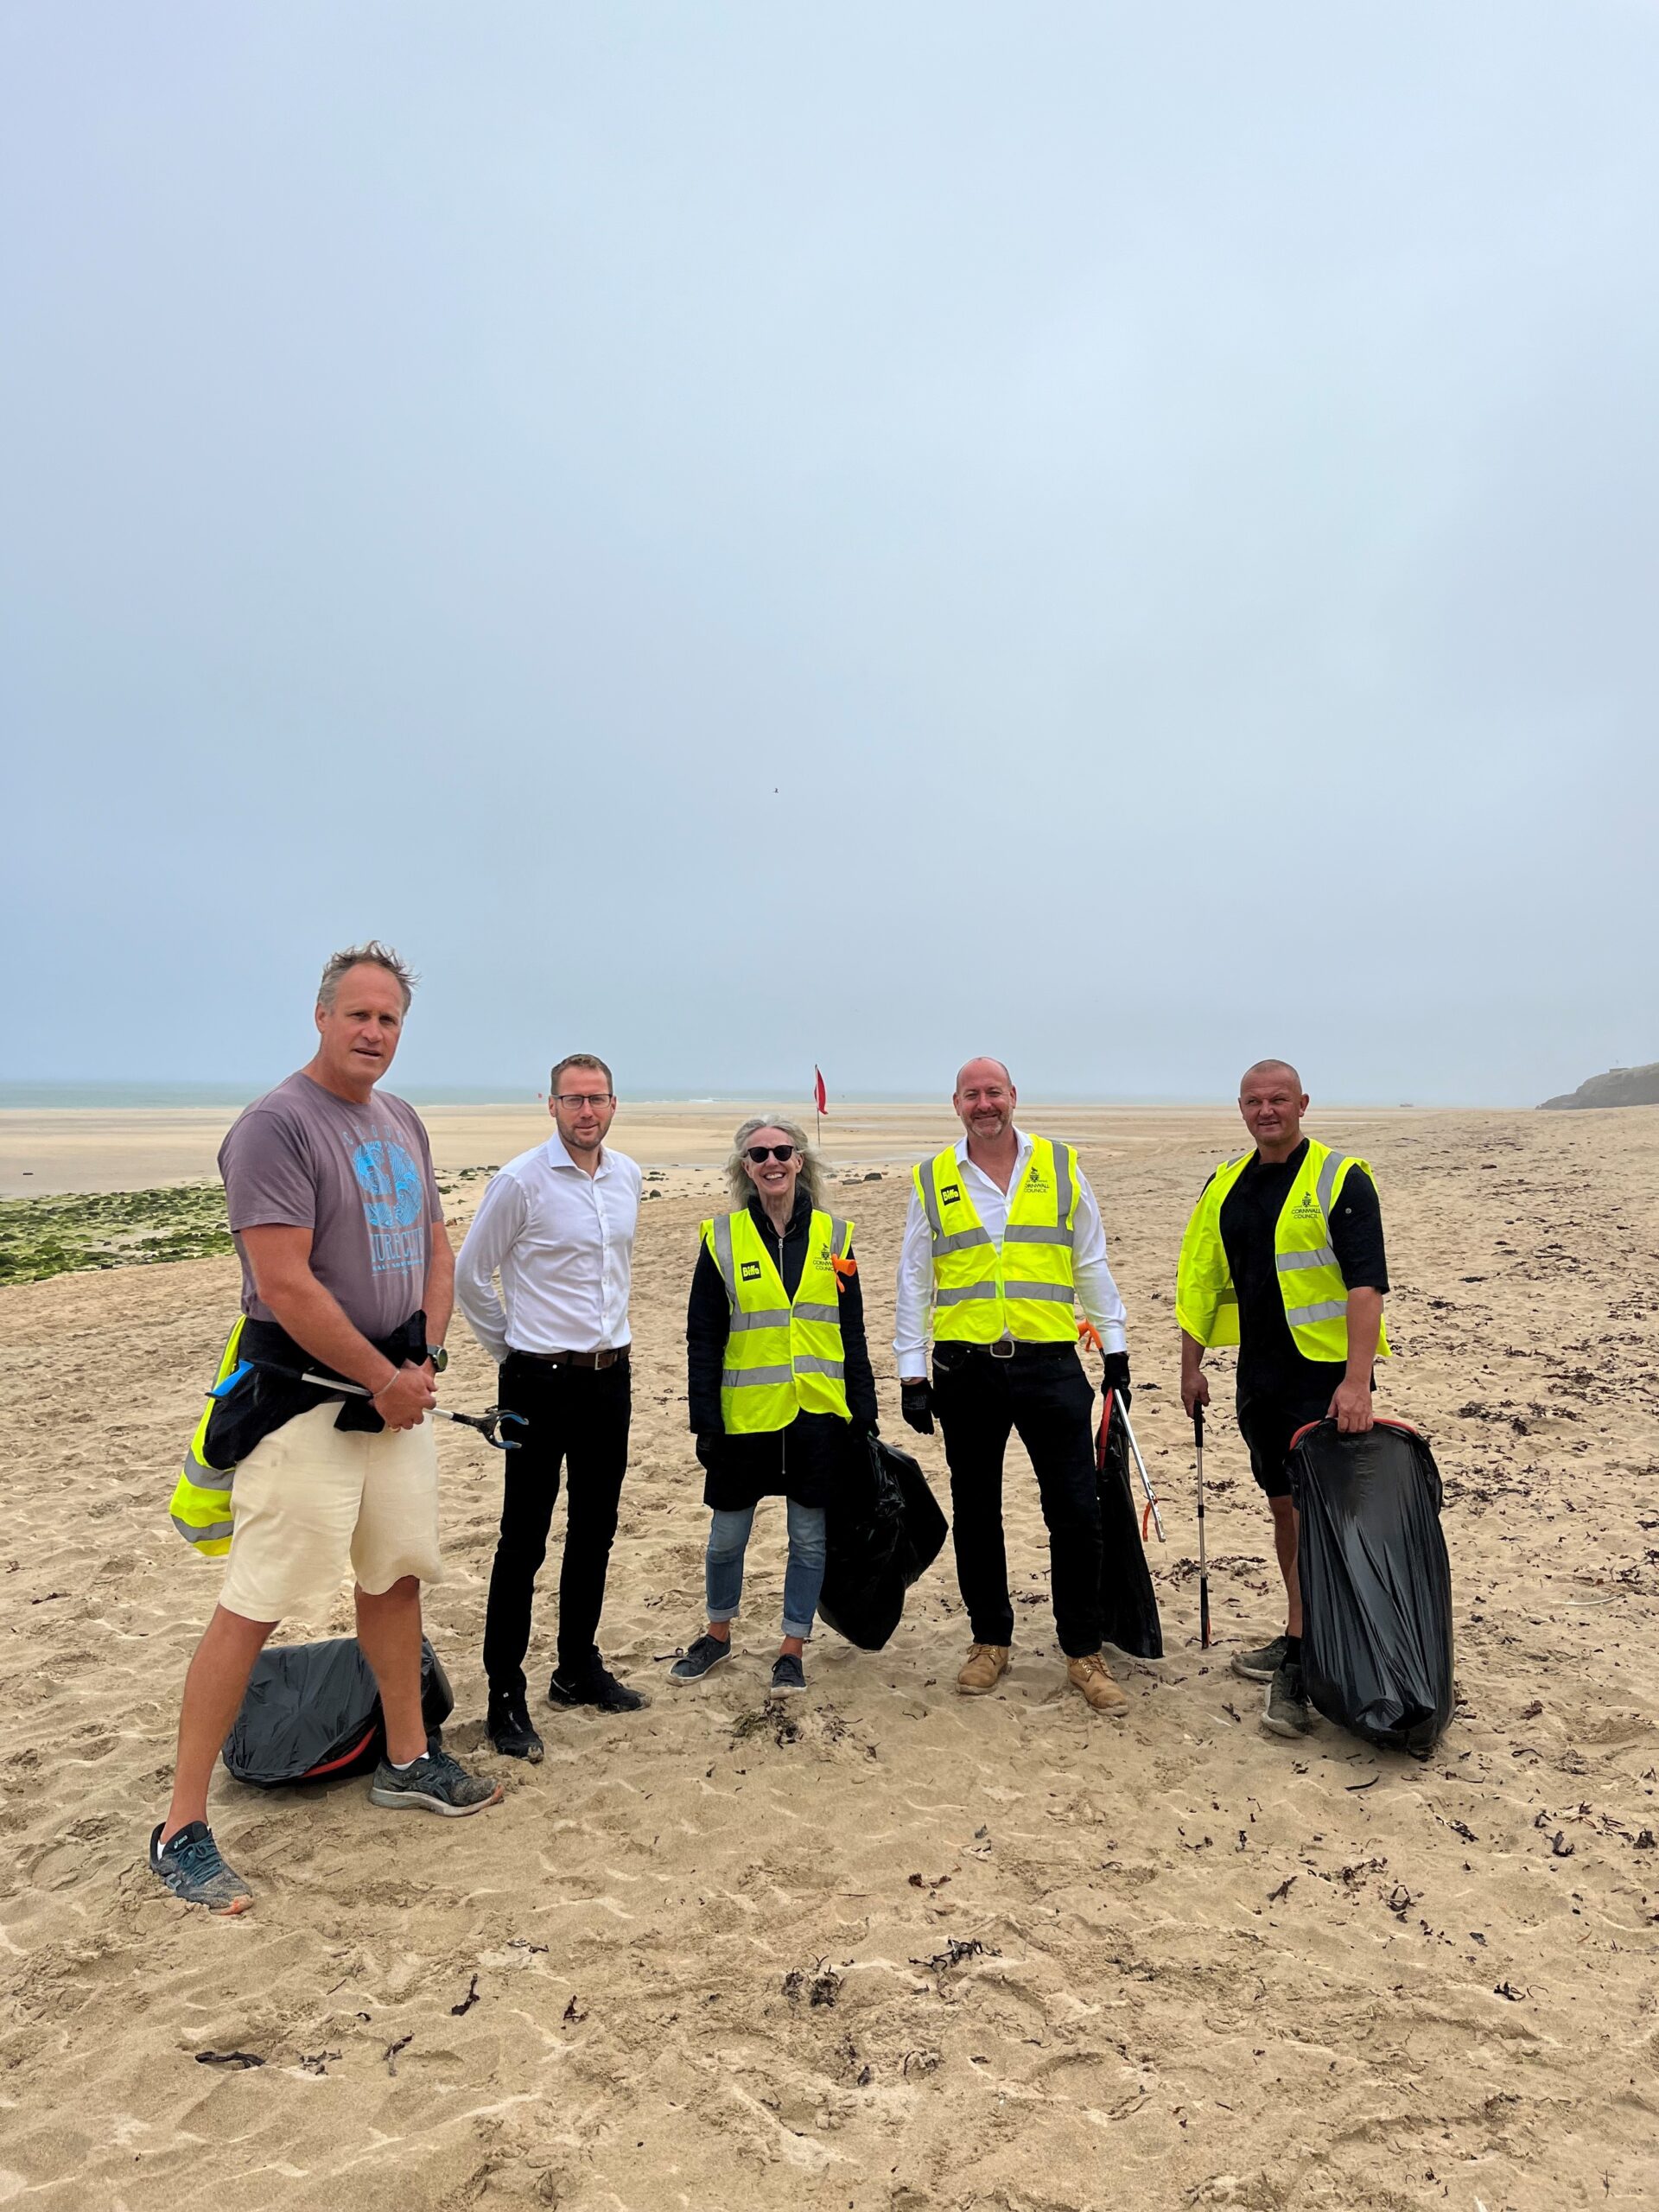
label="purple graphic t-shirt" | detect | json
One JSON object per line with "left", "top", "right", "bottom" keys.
{"left": 219, "top": 1071, "right": 443, "bottom": 1339}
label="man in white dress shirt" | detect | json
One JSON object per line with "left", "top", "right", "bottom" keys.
{"left": 455, "top": 1053, "right": 644, "bottom": 1758}
{"left": 895, "top": 1057, "right": 1134, "bottom": 1713}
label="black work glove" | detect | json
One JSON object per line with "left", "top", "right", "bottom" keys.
{"left": 694, "top": 1431, "right": 719, "bottom": 1469}
{"left": 1100, "top": 1351, "right": 1132, "bottom": 1410}
{"left": 900, "top": 1379, "right": 935, "bottom": 1435}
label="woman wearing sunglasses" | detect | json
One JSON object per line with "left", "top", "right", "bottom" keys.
{"left": 674, "top": 1115, "right": 877, "bottom": 1694}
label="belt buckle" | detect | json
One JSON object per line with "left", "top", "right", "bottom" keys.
{"left": 988, "top": 1335, "right": 1016, "bottom": 1361}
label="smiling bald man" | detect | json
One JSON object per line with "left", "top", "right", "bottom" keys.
{"left": 894, "top": 1057, "right": 1133, "bottom": 1715}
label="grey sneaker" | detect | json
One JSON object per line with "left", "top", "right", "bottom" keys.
{"left": 1231, "top": 1633, "right": 1290, "bottom": 1683}
{"left": 369, "top": 1746, "right": 503, "bottom": 1816}
{"left": 1262, "top": 1660, "right": 1317, "bottom": 1738}
{"left": 670, "top": 1633, "right": 733, "bottom": 1683}
{"left": 149, "top": 1820, "right": 252, "bottom": 1913}
{"left": 770, "top": 1653, "right": 807, "bottom": 1696}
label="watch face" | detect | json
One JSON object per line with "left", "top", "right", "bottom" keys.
{"left": 429, "top": 1345, "right": 448, "bottom": 1374}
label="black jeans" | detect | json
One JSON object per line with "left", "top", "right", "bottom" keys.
{"left": 932, "top": 1342, "right": 1104, "bottom": 1658}
{"left": 482, "top": 1353, "right": 632, "bottom": 1695}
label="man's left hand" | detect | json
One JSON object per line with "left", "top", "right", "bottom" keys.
{"left": 1328, "top": 1376, "right": 1376, "bottom": 1434}
{"left": 1100, "top": 1351, "right": 1132, "bottom": 1410}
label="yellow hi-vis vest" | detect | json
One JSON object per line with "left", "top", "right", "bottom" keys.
{"left": 702, "top": 1207, "right": 854, "bottom": 1433}
{"left": 1176, "top": 1139, "right": 1391, "bottom": 1363}
{"left": 168, "top": 1317, "right": 246, "bottom": 1556}
{"left": 916, "top": 1137, "right": 1080, "bottom": 1344}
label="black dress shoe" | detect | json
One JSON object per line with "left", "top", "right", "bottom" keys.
{"left": 548, "top": 1656, "right": 648, "bottom": 1713}
{"left": 486, "top": 1690, "right": 544, "bottom": 1762}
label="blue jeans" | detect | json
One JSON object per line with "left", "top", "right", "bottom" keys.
{"left": 706, "top": 1500, "right": 828, "bottom": 1640}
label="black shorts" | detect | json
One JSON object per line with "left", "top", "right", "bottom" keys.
{"left": 1236, "top": 1388, "right": 1334, "bottom": 1500}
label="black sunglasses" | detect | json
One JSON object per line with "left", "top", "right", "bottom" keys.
{"left": 745, "top": 1143, "right": 797, "bottom": 1163}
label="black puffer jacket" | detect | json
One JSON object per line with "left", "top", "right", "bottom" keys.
{"left": 687, "top": 1188, "right": 879, "bottom": 1511}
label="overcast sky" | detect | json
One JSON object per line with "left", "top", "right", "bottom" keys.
{"left": 5, "top": 3, "right": 1656, "bottom": 1107}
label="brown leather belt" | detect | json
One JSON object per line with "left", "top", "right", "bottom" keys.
{"left": 512, "top": 1345, "right": 629, "bottom": 1370}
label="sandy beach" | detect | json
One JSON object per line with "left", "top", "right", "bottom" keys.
{"left": 3, "top": 1101, "right": 1657, "bottom": 2210}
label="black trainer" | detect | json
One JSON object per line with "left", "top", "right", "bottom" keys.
{"left": 770, "top": 1653, "right": 807, "bottom": 1696}
{"left": 368, "top": 1746, "right": 503, "bottom": 1815}
{"left": 1262, "top": 1658, "right": 1317, "bottom": 1738}
{"left": 487, "top": 1690, "right": 544, "bottom": 1762}
{"left": 148, "top": 1820, "right": 252, "bottom": 1913}
{"left": 670, "top": 1633, "right": 734, "bottom": 1683}
{"left": 1231, "top": 1634, "right": 1290, "bottom": 1683}
{"left": 549, "top": 1652, "right": 648, "bottom": 1713}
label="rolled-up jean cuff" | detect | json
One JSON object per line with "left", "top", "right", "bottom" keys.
{"left": 781, "top": 1615, "right": 816, "bottom": 1641}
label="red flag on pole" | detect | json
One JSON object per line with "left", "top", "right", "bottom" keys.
{"left": 813, "top": 1066, "right": 828, "bottom": 1116}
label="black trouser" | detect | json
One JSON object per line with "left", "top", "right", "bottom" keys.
{"left": 482, "top": 1353, "right": 632, "bottom": 1695}
{"left": 931, "top": 1341, "right": 1104, "bottom": 1658}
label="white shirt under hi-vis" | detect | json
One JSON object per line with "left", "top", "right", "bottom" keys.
{"left": 893, "top": 1128, "right": 1128, "bottom": 1371}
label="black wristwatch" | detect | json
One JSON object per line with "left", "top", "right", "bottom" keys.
{"left": 419, "top": 1344, "right": 448, "bottom": 1374}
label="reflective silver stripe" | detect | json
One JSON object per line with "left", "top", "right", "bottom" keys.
{"left": 934, "top": 1282, "right": 998, "bottom": 1306}
{"left": 1001, "top": 1280, "right": 1075, "bottom": 1304}
{"left": 792, "top": 1355, "right": 844, "bottom": 1380}
{"left": 188, "top": 1452, "right": 235, "bottom": 1491}
{"left": 1053, "top": 1143, "right": 1074, "bottom": 1229}
{"left": 792, "top": 1301, "right": 842, "bottom": 1325}
{"left": 828, "top": 1216, "right": 850, "bottom": 1254}
{"left": 933, "top": 1225, "right": 993, "bottom": 1255}
{"left": 1276, "top": 1246, "right": 1338, "bottom": 1274}
{"left": 1315, "top": 1151, "right": 1349, "bottom": 1224}
{"left": 1286, "top": 1297, "right": 1348, "bottom": 1327}
{"left": 172, "top": 1512, "right": 233, "bottom": 1545}
{"left": 712, "top": 1215, "right": 739, "bottom": 1305}
{"left": 726, "top": 1306, "right": 791, "bottom": 1332}
{"left": 722, "top": 1363, "right": 794, "bottom": 1388}
{"left": 919, "top": 1162, "right": 945, "bottom": 1240}
{"left": 1004, "top": 1224, "right": 1071, "bottom": 1247}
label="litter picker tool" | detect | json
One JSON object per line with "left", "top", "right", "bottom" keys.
{"left": 210, "top": 1358, "right": 526, "bottom": 1450}
{"left": 1112, "top": 1392, "right": 1166, "bottom": 1544}
{"left": 1079, "top": 1321, "right": 1164, "bottom": 1541}
{"left": 1193, "top": 1402, "right": 1211, "bottom": 1647}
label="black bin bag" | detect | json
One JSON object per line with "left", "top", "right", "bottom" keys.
{"left": 1095, "top": 1393, "right": 1162, "bottom": 1660}
{"left": 221, "top": 1636, "right": 454, "bottom": 1788}
{"left": 818, "top": 1436, "right": 949, "bottom": 1651}
{"left": 1290, "top": 1418, "right": 1453, "bottom": 1759}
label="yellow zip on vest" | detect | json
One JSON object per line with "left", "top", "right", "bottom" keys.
{"left": 915, "top": 1136, "right": 1080, "bottom": 1344}
{"left": 168, "top": 1316, "right": 245, "bottom": 1556}
{"left": 1176, "top": 1140, "right": 1390, "bottom": 1363}
{"left": 702, "top": 1209, "right": 854, "bottom": 1433}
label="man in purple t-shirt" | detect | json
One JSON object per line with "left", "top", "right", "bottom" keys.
{"left": 149, "top": 944, "right": 501, "bottom": 1913}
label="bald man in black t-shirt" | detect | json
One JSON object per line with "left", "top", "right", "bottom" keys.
{"left": 1179, "top": 1060, "right": 1389, "bottom": 1736}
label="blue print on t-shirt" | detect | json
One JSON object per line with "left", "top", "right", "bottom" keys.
{"left": 353, "top": 1138, "right": 425, "bottom": 1275}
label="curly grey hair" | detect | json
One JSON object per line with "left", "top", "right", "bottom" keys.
{"left": 316, "top": 940, "right": 416, "bottom": 1012}
{"left": 724, "top": 1115, "right": 828, "bottom": 1211}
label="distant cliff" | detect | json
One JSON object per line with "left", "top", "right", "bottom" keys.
{"left": 1539, "top": 1062, "right": 1659, "bottom": 1110}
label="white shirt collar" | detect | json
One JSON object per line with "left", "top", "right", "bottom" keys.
{"left": 956, "top": 1125, "right": 1033, "bottom": 1168}
{"left": 545, "top": 1130, "right": 610, "bottom": 1177}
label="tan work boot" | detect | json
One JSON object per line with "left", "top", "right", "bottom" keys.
{"left": 957, "top": 1643, "right": 1011, "bottom": 1695}
{"left": 1066, "top": 1651, "right": 1129, "bottom": 1716}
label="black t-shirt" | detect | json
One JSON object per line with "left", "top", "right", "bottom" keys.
{"left": 1215, "top": 1138, "right": 1389, "bottom": 1402}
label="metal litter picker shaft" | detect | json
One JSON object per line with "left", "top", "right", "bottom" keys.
{"left": 1111, "top": 1392, "right": 1165, "bottom": 1543}
{"left": 1193, "top": 1402, "right": 1211, "bottom": 1647}
{"left": 210, "top": 1358, "right": 525, "bottom": 1449}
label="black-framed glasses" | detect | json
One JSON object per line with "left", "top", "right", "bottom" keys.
{"left": 554, "top": 1092, "right": 613, "bottom": 1109}
{"left": 746, "top": 1143, "right": 797, "bottom": 1163}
